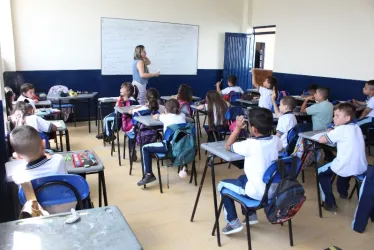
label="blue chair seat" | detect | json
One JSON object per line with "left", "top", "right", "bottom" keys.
{"left": 355, "top": 173, "right": 366, "bottom": 181}
{"left": 155, "top": 153, "right": 166, "bottom": 158}
{"left": 53, "top": 104, "right": 74, "bottom": 108}
{"left": 221, "top": 188, "right": 271, "bottom": 208}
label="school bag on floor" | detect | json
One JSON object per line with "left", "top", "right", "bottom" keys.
{"left": 264, "top": 157, "right": 306, "bottom": 224}
{"left": 164, "top": 123, "right": 196, "bottom": 167}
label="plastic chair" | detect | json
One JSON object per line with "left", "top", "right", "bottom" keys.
{"left": 349, "top": 173, "right": 367, "bottom": 199}
{"left": 213, "top": 156, "right": 301, "bottom": 250}
{"left": 153, "top": 123, "right": 198, "bottom": 193}
{"left": 18, "top": 174, "right": 91, "bottom": 210}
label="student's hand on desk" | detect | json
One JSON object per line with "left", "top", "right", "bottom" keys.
{"left": 153, "top": 114, "right": 160, "bottom": 120}
{"left": 235, "top": 116, "right": 246, "bottom": 129}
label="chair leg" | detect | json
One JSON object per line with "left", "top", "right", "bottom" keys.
{"left": 156, "top": 159, "right": 163, "bottom": 193}
{"left": 129, "top": 138, "right": 134, "bottom": 175}
{"left": 356, "top": 180, "right": 361, "bottom": 199}
{"left": 245, "top": 211, "right": 252, "bottom": 250}
{"left": 349, "top": 183, "right": 357, "bottom": 199}
{"left": 73, "top": 106, "right": 76, "bottom": 127}
{"left": 123, "top": 134, "right": 126, "bottom": 160}
{"left": 288, "top": 219, "right": 294, "bottom": 247}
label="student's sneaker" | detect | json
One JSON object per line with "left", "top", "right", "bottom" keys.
{"left": 242, "top": 214, "right": 259, "bottom": 225}
{"left": 137, "top": 173, "right": 156, "bottom": 186}
{"left": 96, "top": 133, "right": 104, "bottom": 139}
{"left": 323, "top": 203, "right": 338, "bottom": 212}
{"left": 222, "top": 218, "right": 243, "bottom": 235}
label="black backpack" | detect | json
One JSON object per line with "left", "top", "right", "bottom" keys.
{"left": 264, "top": 157, "right": 306, "bottom": 224}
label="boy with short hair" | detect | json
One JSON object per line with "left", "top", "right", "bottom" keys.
{"left": 301, "top": 83, "right": 318, "bottom": 98}
{"left": 17, "top": 83, "right": 38, "bottom": 109}
{"left": 9, "top": 125, "right": 66, "bottom": 184}
{"left": 271, "top": 91, "right": 297, "bottom": 149}
{"left": 301, "top": 87, "right": 333, "bottom": 130}
{"left": 216, "top": 75, "right": 244, "bottom": 95}
{"left": 218, "top": 108, "right": 283, "bottom": 234}
{"left": 318, "top": 103, "right": 367, "bottom": 211}
{"left": 353, "top": 80, "right": 374, "bottom": 133}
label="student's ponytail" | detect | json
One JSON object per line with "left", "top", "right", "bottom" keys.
{"left": 148, "top": 97, "right": 159, "bottom": 112}
{"left": 165, "top": 99, "right": 180, "bottom": 115}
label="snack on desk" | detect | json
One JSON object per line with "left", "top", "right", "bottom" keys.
{"left": 68, "top": 151, "right": 98, "bottom": 168}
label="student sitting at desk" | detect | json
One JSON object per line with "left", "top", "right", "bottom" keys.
{"left": 218, "top": 108, "right": 283, "bottom": 234}
{"left": 317, "top": 103, "right": 367, "bottom": 211}
{"left": 301, "top": 87, "right": 333, "bottom": 130}
{"left": 353, "top": 80, "right": 374, "bottom": 134}
{"left": 171, "top": 84, "right": 193, "bottom": 117}
{"left": 137, "top": 99, "right": 186, "bottom": 186}
{"left": 301, "top": 83, "right": 318, "bottom": 98}
{"left": 131, "top": 88, "right": 165, "bottom": 114}
{"left": 271, "top": 90, "right": 297, "bottom": 149}
{"left": 9, "top": 126, "right": 67, "bottom": 184}
{"left": 216, "top": 75, "right": 244, "bottom": 98}
{"left": 17, "top": 83, "right": 38, "bottom": 109}
{"left": 196, "top": 90, "right": 229, "bottom": 142}
{"left": 96, "top": 82, "right": 138, "bottom": 142}
{"left": 253, "top": 76, "right": 278, "bottom": 111}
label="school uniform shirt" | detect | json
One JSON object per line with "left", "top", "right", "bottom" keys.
{"left": 25, "top": 115, "right": 53, "bottom": 133}
{"left": 306, "top": 100, "right": 333, "bottom": 130}
{"left": 231, "top": 135, "right": 283, "bottom": 200}
{"left": 17, "top": 95, "right": 36, "bottom": 109}
{"left": 12, "top": 154, "right": 67, "bottom": 184}
{"left": 276, "top": 112, "right": 297, "bottom": 148}
{"left": 366, "top": 96, "right": 374, "bottom": 117}
{"left": 159, "top": 113, "right": 186, "bottom": 133}
{"left": 221, "top": 86, "right": 244, "bottom": 95}
{"left": 325, "top": 124, "right": 367, "bottom": 177}
{"left": 258, "top": 86, "right": 273, "bottom": 110}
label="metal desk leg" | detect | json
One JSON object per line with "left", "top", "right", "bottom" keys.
{"left": 210, "top": 156, "right": 221, "bottom": 246}
{"left": 95, "top": 98, "right": 98, "bottom": 126}
{"left": 59, "top": 131, "right": 64, "bottom": 152}
{"left": 100, "top": 171, "right": 108, "bottom": 206}
{"left": 88, "top": 98, "right": 91, "bottom": 133}
{"left": 195, "top": 111, "right": 201, "bottom": 160}
{"left": 98, "top": 171, "right": 102, "bottom": 207}
{"left": 190, "top": 156, "right": 210, "bottom": 222}
{"left": 116, "top": 112, "right": 121, "bottom": 166}
{"left": 65, "top": 129, "right": 71, "bottom": 151}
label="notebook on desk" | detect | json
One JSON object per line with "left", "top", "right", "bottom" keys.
{"left": 51, "top": 121, "right": 62, "bottom": 128}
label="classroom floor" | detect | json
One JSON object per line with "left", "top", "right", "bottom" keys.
{"left": 66, "top": 120, "right": 373, "bottom": 250}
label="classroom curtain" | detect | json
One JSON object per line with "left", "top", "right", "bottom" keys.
{"left": 223, "top": 33, "right": 254, "bottom": 90}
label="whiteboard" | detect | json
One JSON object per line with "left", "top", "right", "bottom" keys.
{"left": 101, "top": 18, "right": 199, "bottom": 75}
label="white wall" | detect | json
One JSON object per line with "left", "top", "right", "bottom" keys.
{"left": 10, "top": 0, "right": 245, "bottom": 71}
{"left": 255, "top": 34, "right": 275, "bottom": 70}
{"left": 252, "top": 0, "right": 374, "bottom": 81}
{"left": 0, "top": 0, "right": 16, "bottom": 71}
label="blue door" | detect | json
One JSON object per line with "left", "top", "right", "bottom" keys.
{"left": 223, "top": 33, "right": 254, "bottom": 90}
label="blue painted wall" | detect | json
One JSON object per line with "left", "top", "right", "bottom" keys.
{"left": 273, "top": 72, "right": 367, "bottom": 101}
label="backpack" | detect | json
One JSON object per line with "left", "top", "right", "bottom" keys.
{"left": 285, "top": 123, "right": 313, "bottom": 156}
{"left": 164, "top": 123, "right": 196, "bottom": 167}
{"left": 292, "top": 137, "right": 322, "bottom": 169}
{"left": 264, "top": 157, "right": 306, "bottom": 224}
{"left": 225, "top": 107, "right": 248, "bottom": 137}
{"left": 121, "top": 99, "right": 139, "bottom": 132}
{"left": 132, "top": 109, "right": 160, "bottom": 146}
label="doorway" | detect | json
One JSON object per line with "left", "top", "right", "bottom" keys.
{"left": 253, "top": 26, "right": 276, "bottom": 70}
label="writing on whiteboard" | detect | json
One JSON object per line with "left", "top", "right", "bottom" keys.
{"left": 101, "top": 18, "right": 199, "bottom": 75}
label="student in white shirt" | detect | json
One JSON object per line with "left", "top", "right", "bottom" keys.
{"left": 196, "top": 90, "right": 229, "bottom": 142}
{"left": 271, "top": 91, "right": 297, "bottom": 149}
{"left": 253, "top": 76, "right": 278, "bottom": 110}
{"left": 353, "top": 80, "right": 374, "bottom": 135}
{"left": 216, "top": 75, "right": 244, "bottom": 95}
{"left": 10, "top": 102, "right": 57, "bottom": 133}
{"left": 317, "top": 103, "right": 367, "bottom": 212}
{"left": 217, "top": 108, "right": 283, "bottom": 235}
{"left": 9, "top": 126, "right": 67, "bottom": 185}
{"left": 17, "top": 83, "right": 38, "bottom": 109}
{"left": 137, "top": 99, "right": 186, "bottom": 186}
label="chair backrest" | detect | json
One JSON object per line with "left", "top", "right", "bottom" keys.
{"left": 260, "top": 156, "right": 301, "bottom": 204}
{"left": 18, "top": 174, "right": 90, "bottom": 209}
{"left": 39, "top": 132, "right": 51, "bottom": 149}
{"left": 228, "top": 91, "right": 241, "bottom": 103}
{"left": 224, "top": 106, "right": 245, "bottom": 121}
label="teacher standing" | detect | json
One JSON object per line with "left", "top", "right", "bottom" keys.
{"left": 132, "top": 45, "right": 160, "bottom": 105}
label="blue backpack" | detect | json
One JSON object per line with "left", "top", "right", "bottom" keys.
{"left": 164, "top": 123, "right": 196, "bottom": 167}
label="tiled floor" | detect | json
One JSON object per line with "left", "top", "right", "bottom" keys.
{"left": 65, "top": 121, "right": 373, "bottom": 250}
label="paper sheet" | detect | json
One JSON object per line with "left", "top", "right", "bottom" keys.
{"left": 311, "top": 132, "right": 326, "bottom": 141}
{"left": 51, "top": 121, "right": 62, "bottom": 128}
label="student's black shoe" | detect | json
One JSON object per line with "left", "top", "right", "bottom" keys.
{"left": 104, "top": 135, "right": 117, "bottom": 142}
{"left": 137, "top": 174, "right": 156, "bottom": 186}
{"left": 339, "top": 194, "right": 348, "bottom": 199}
{"left": 96, "top": 133, "right": 104, "bottom": 139}
{"left": 323, "top": 203, "right": 338, "bottom": 212}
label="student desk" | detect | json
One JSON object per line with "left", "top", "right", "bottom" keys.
{"left": 35, "top": 100, "right": 52, "bottom": 107}
{"left": 47, "top": 92, "right": 98, "bottom": 133}
{"left": 60, "top": 150, "right": 108, "bottom": 207}
{"left": 97, "top": 97, "right": 118, "bottom": 136}
{"left": 190, "top": 141, "right": 244, "bottom": 246}
{"left": 50, "top": 120, "right": 71, "bottom": 152}
{"left": 246, "top": 88, "right": 259, "bottom": 94}
{"left": 271, "top": 112, "right": 312, "bottom": 124}
{"left": 35, "top": 108, "right": 61, "bottom": 118}
{"left": 237, "top": 98, "right": 259, "bottom": 107}
{"left": 0, "top": 206, "right": 142, "bottom": 250}
{"left": 160, "top": 95, "right": 201, "bottom": 101}
{"left": 5, "top": 150, "right": 108, "bottom": 207}
{"left": 298, "top": 130, "right": 336, "bottom": 218}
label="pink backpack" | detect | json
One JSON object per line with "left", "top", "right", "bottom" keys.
{"left": 121, "top": 100, "right": 134, "bottom": 132}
